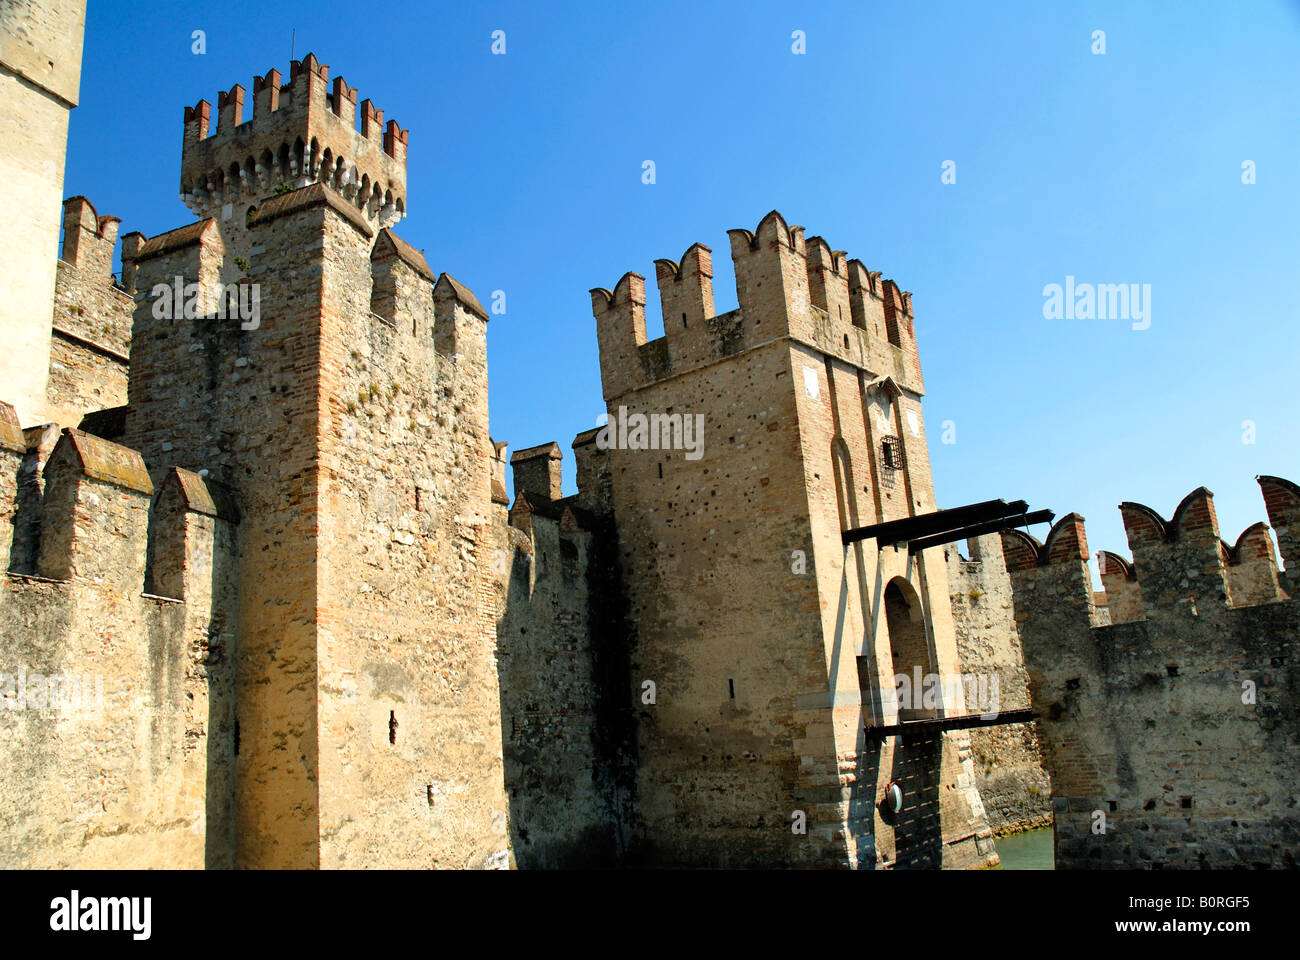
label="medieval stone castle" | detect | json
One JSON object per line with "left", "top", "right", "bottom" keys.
{"left": 1, "top": 3, "right": 1296, "bottom": 869}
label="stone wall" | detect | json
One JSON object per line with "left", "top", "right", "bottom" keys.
{"left": 1000, "top": 486, "right": 1300, "bottom": 869}
{"left": 0, "top": 410, "right": 239, "bottom": 868}
{"left": 312, "top": 216, "right": 508, "bottom": 870}
{"left": 46, "top": 197, "right": 132, "bottom": 427}
{"left": 945, "top": 533, "right": 1051, "bottom": 835}
{"left": 490, "top": 444, "right": 630, "bottom": 868}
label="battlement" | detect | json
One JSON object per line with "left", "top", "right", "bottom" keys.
{"left": 1000, "top": 483, "right": 1290, "bottom": 629}
{"left": 571, "top": 427, "right": 612, "bottom": 515}
{"left": 504, "top": 431, "right": 612, "bottom": 527}
{"left": 592, "top": 210, "right": 923, "bottom": 401}
{"left": 179, "top": 53, "right": 407, "bottom": 226}
{"left": 122, "top": 189, "right": 488, "bottom": 393}
{"left": 0, "top": 420, "right": 239, "bottom": 597}
{"left": 510, "top": 442, "right": 563, "bottom": 501}
{"left": 998, "top": 479, "right": 1300, "bottom": 870}
{"left": 0, "top": 410, "right": 240, "bottom": 869}
{"left": 60, "top": 196, "right": 121, "bottom": 278}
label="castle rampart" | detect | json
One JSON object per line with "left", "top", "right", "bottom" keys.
{"left": 999, "top": 483, "right": 1299, "bottom": 868}
{"left": 490, "top": 432, "right": 630, "bottom": 867}
{"left": 0, "top": 415, "right": 240, "bottom": 867}
{"left": 48, "top": 196, "right": 133, "bottom": 427}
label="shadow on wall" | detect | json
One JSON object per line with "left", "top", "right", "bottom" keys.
{"left": 495, "top": 509, "right": 635, "bottom": 868}
{"left": 200, "top": 517, "right": 237, "bottom": 869}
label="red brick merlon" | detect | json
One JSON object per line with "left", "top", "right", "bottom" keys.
{"left": 654, "top": 243, "right": 714, "bottom": 329}
{"left": 726, "top": 209, "right": 804, "bottom": 254}
{"left": 1096, "top": 550, "right": 1135, "bottom": 581}
{"left": 1114, "top": 485, "right": 1289, "bottom": 611}
{"left": 999, "top": 513, "right": 1088, "bottom": 572}
{"left": 1221, "top": 522, "right": 1273, "bottom": 563}
{"left": 1258, "top": 475, "right": 1300, "bottom": 573}
{"left": 1119, "top": 486, "right": 1218, "bottom": 546}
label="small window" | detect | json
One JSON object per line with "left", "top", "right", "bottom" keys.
{"left": 880, "top": 435, "right": 904, "bottom": 471}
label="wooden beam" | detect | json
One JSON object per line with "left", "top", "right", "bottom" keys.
{"left": 842, "top": 498, "right": 1028, "bottom": 546}
{"left": 864, "top": 708, "right": 1036, "bottom": 741}
{"left": 907, "top": 509, "right": 1055, "bottom": 554}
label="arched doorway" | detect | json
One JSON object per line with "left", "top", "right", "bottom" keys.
{"left": 884, "top": 577, "right": 934, "bottom": 720}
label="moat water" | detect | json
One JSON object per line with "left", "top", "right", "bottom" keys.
{"left": 993, "top": 826, "right": 1054, "bottom": 870}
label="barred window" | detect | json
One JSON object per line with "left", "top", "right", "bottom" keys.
{"left": 881, "top": 435, "right": 905, "bottom": 471}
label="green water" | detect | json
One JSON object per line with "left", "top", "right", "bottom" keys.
{"left": 994, "top": 827, "right": 1054, "bottom": 870}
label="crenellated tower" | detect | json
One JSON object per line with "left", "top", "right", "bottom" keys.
{"left": 588, "top": 210, "right": 993, "bottom": 869}
{"left": 1, "top": 56, "right": 508, "bottom": 870}
{"left": 179, "top": 53, "right": 407, "bottom": 231}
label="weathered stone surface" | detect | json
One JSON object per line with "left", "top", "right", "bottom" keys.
{"left": 44, "top": 198, "right": 133, "bottom": 428}
{"left": 945, "top": 534, "right": 1052, "bottom": 836}
{"left": 1001, "top": 495, "right": 1300, "bottom": 869}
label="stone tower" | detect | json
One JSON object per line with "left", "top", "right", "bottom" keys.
{"left": 0, "top": 0, "right": 89, "bottom": 424}
{"left": 591, "top": 211, "right": 997, "bottom": 867}
{"left": 117, "top": 55, "right": 506, "bottom": 868}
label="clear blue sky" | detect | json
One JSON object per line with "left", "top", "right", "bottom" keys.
{"left": 68, "top": 0, "right": 1300, "bottom": 573}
